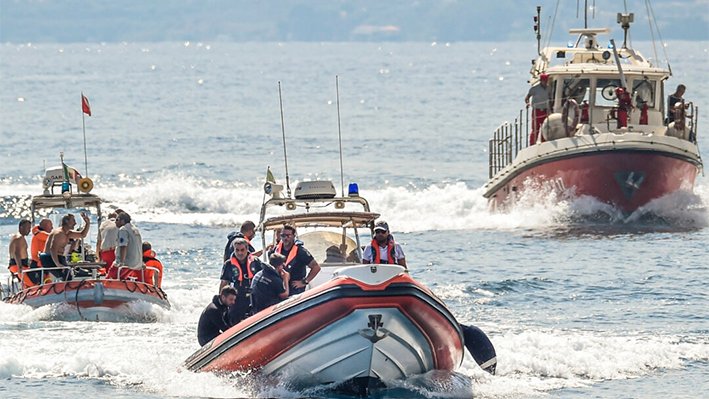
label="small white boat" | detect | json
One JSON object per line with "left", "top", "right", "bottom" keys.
{"left": 2, "top": 163, "right": 170, "bottom": 322}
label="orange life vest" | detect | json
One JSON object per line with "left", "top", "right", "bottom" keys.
{"left": 274, "top": 241, "right": 299, "bottom": 268}
{"left": 229, "top": 253, "right": 258, "bottom": 283}
{"left": 143, "top": 249, "right": 163, "bottom": 287}
{"left": 30, "top": 230, "right": 50, "bottom": 264}
{"left": 370, "top": 236, "right": 398, "bottom": 265}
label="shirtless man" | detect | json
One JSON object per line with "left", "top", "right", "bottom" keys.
{"left": 41, "top": 213, "right": 91, "bottom": 280}
{"left": 9, "top": 219, "right": 32, "bottom": 285}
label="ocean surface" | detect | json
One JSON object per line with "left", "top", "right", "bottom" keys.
{"left": 1, "top": 40, "right": 708, "bottom": 399}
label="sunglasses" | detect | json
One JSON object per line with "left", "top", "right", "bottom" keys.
{"left": 375, "top": 230, "right": 388, "bottom": 234}
{"left": 280, "top": 233, "right": 294, "bottom": 238}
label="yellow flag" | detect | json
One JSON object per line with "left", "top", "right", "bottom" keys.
{"left": 266, "top": 167, "right": 276, "bottom": 183}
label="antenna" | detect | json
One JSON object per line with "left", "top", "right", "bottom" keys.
{"left": 534, "top": 6, "right": 541, "bottom": 55}
{"left": 278, "top": 81, "right": 292, "bottom": 198}
{"left": 335, "top": 76, "right": 345, "bottom": 197}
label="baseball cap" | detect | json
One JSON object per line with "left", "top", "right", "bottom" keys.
{"left": 540, "top": 73, "right": 549, "bottom": 81}
{"left": 374, "top": 221, "right": 389, "bottom": 232}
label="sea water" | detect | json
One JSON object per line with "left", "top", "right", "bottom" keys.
{"left": 1, "top": 41, "right": 708, "bottom": 398}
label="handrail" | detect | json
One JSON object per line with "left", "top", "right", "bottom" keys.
{"left": 489, "top": 109, "right": 529, "bottom": 178}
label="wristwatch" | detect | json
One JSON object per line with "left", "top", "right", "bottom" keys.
{"left": 302, "top": 278, "right": 308, "bottom": 285}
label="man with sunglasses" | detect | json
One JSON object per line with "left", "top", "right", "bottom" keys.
{"left": 363, "top": 221, "right": 407, "bottom": 269}
{"left": 270, "top": 224, "right": 320, "bottom": 296}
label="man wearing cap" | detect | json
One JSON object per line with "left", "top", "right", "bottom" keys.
{"left": 270, "top": 224, "right": 320, "bottom": 296}
{"left": 363, "top": 221, "right": 407, "bottom": 269}
{"left": 525, "top": 73, "right": 552, "bottom": 145}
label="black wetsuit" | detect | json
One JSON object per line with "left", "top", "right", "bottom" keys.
{"left": 197, "top": 295, "right": 231, "bottom": 346}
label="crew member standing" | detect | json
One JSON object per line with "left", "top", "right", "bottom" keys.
{"left": 250, "top": 253, "right": 290, "bottom": 313}
{"left": 30, "top": 218, "right": 52, "bottom": 276}
{"left": 270, "top": 224, "right": 320, "bottom": 296}
{"left": 525, "top": 73, "right": 552, "bottom": 145}
{"left": 109, "top": 212, "right": 142, "bottom": 280}
{"left": 219, "top": 238, "right": 264, "bottom": 325}
{"left": 363, "top": 221, "right": 407, "bottom": 269}
{"left": 9, "top": 219, "right": 36, "bottom": 287}
{"left": 97, "top": 211, "right": 121, "bottom": 273}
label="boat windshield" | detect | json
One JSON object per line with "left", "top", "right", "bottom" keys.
{"left": 562, "top": 77, "right": 591, "bottom": 105}
{"left": 595, "top": 78, "right": 624, "bottom": 107}
{"left": 631, "top": 77, "right": 657, "bottom": 108}
{"left": 298, "top": 230, "right": 362, "bottom": 265}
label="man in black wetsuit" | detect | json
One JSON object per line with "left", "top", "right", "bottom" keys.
{"left": 250, "top": 253, "right": 290, "bottom": 314}
{"left": 219, "top": 238, "right": 264, "bottom": 325}
{"left": 197, "top": 285, "right": 237, "bottom": 346}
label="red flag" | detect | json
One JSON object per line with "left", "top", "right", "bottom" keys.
{"left": 82, "top": 94, "right": 92, "bottom": 116}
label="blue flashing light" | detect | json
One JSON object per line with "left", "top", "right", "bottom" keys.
{"left": 61, "top": 182, "right": 70, "bottom": 193}
{"left": 567, "top": 41, "right": 574, "bottom": 48}
{"left": 348, "top": 183, "right": 359, "bottom": 197}
{"left": 608, "top": 42, "right": 615, "bottom": 49}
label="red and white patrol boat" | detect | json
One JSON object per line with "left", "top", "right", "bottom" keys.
{"left": 185, "top": 179, "right": 496, "bottom": 395}
{"left": 2, "top": 163, "right": 170, "bottom": 321}
{"left": 484, "top": 3, "right": 702, "bottom": 214}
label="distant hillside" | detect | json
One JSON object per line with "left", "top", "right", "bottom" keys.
{"left": 1, "top": 0, "right": 707, "bottom": 43}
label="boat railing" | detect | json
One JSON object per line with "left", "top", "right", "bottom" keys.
{"left": 116, "top": 265, "right": 162, "bottom": 287}
{"left": 489, "top": 109, "right": 529, "bottom": 178}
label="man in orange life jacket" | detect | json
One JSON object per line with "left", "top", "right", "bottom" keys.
{"left": 362, "top": 221, "right": 407, "bottom": 269}
{"left": 270, "top": 224, "right": 321, "bottom": 296}
{"left": 142, "top": 241, "right": 164, "bottom": 288}
{"left": 29, "top": 218, "right": 52, "bottom": 282}
{"left": 219, "top": 237, "right": 264, "bottom": 325}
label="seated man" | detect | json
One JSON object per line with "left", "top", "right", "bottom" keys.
{"left": 250, "top": 253, "right": 290, "bottom": 314}
{"left": 197, "top": 285, "right": 237, "bottom": 346}
{"left": 142, "top": 241, "right": 164, "bottom": 287}
{"left": 40, "top": 212, "right": 91, "bottom": 281}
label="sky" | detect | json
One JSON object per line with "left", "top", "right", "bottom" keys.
{"left": 1, "top": 0, "right": 708, "bottom": 43}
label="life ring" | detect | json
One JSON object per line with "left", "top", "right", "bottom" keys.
{"left": 78, "top": 177, "right": 93, "bottom": 193}
{"left": 561, "top": 99, "right": 581, "bottom": 136}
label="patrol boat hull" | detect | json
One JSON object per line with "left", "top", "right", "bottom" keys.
{"left": 6, "top": 279, "right": 170, "bottom": 322}
{"left": 484, "top": 133, "right": 702, "bottom": 213}
{"left": 184, "top": 264, "right": 467, "bottom": 395}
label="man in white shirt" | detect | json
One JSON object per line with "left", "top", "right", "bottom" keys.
{"left": 108, "top": 212, "right": 143, "bottom": 280}
{"left": 362, "top": 221, "right": 407, "bottom": 269}
{"left": 97, "top": 210, "right": 121, "bottom": 270}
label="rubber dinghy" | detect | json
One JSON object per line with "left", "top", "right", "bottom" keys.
{"left": 184, "top": 263, "right": 496, "bottom": 395}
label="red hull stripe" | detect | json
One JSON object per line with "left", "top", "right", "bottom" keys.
{"left": 8, "top": 279, "right": 168, "bottom": 306}
{"left": 489, "top": 150, "right": 699, "bottom": 211}
{"left": 185, "top": 280, "right": 464, "bottom": 373}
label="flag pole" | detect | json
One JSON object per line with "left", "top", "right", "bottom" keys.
{"left": 81, "top": 92, "right": 89, "bottom": 177}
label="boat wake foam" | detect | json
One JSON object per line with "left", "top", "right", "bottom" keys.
{"left": 2, "top": 175, "right": 707, "bottom": 231}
